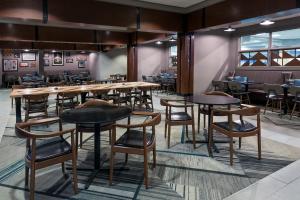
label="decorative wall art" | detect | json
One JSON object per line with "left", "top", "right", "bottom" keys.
{"left": 44, "top": 59, "right": 50, "bottom": 66}
{"left": 3, "top": 59, "right": 18, "bottom": 72}
{"left": 19, "top": 62, "right": 29, "bottom": 68}
{"left": 66, "top": 58, "right": 73, "bottom": 63}
{"left": 76, "top": 54, "right": 87, "bottom": 61}
{"left": 44, "top": 53, "right": 49, "bottom": 58}
{"left": 3, "top": 49, "right": 13, "bottom": 57}
{"left": 78, "top": 60, "right": 86, "bottom": 68}
{"left": 52, "top": 51, "right": 64, "bottom": 66}
{"left": 22, "top": 52, "right": 36, "bottom": 61}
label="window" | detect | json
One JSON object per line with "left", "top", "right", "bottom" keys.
{"left": 271, "top": 49, "right": 300, "bottom": 66}
{"left": 169, "top": 45, "right": 177, "bottom": 67}
{"left": 240, "top": 33, "right": 269, "bottom": 51}
{"left": 272, "top": 29, "right": 300, "bottom": 48}
{"left": 240, "top": 51, "right": 268, "bottom": 66}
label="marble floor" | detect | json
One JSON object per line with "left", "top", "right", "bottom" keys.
{"left": 0, "top": 89, "right": 300, "bottom": 200}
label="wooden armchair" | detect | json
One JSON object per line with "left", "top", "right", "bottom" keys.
{"left": 160, "top": 99, "right": 196, "bottom": 149}
{"left": 15, "top": 117, "right": 78, "bottom": 200}
{"left": 109, "top": 112, "right": 161, "bottom": 188}
{"left": 133, "top": 86, "right": 154, "bottom": 111}
{"left": 56, "top": 92, "right": 80, "bottom": 115}
{"left": 209, "top": 105, "right": 261, "bottom": 165}
{"left": 23, "top": 94, "right": 49, "bottom": 122}
{"left": 228, "top": 81, "right": 251, "bottom": 104}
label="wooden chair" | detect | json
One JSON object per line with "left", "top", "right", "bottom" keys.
{"left": 56, "top": 92, "right": 80, "bottom": 115}
{"left": 133, "top": 86, "right": 154, "bottom": 111}
{"left": 90, "top": 89, "right": 111, "bottom": 101}
{"left": 212, "top": 80, "right": 226, "bottom": 92}
{"left": 74, "top": 99, "right": 114, "bottom": 149}
{"left": 289, "top": 86, "right": 300, "bottom": 119}
{"left": 11, "top": 85, "right": 25, "bottom": 108}
{"left": 115, "top": 88, "right": 133, "bottom": 108}
{"left": 160, "top": 99, "right": 196, "bottom": 149}
{"left": 228, "top": 81, "right": 251, "bottom": 104}
{"left": 15, "top": 117, "right": 78, "bottom": 200}
{"left": 109, "top": 112, "right": 161, "bottom": 188}
{"left": 197, "top": 91, "right": 233, "bottom": 132}
{"left": 209, "top": 104, "right": 261, "bottom": 165}
{"left": 23, "top": 94, "right": 49, "bottom": 122}
{"left": 263, "top": 84, "right": 286, "bottom": 115}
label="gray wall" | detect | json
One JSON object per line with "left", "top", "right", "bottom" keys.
{"left": 193, "top": 33, "right": 237, "bottom": 94}
{"left": 137, "top": 44, "right": 169, "bottom": 81}
{"left": 89, "top": 48, "right": 127, "bottom": 81}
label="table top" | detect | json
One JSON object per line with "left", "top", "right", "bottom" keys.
{"left": 60, "top": 104, "right": 131, "bottom": 124}
{"left": 186, "top": 94, "right": 240, "bottom": 106}
{"left": 222, "top": 80, "right": 262, "bottom": 85}
{"left": 10, "top": 81, "right": 160, "bottom": 97}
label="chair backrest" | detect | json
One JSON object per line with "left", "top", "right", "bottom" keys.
{"left": 233, "top": 76, "right": 248, "bottom": 83}
{"left": 91, "top": 89, "right": 110, "bottom": 97}
{"left": 228, "top": 81, "right": 243, "bottom": 91}
{"left": 142, "top": 75, "right": 147, "bottom": 81}
{"left": 57, "top": 92, "right": 80, "bottom": 100}
{"left": 294, "top": 79, "right": 300, "bottom": 86}
{"left": 12, "top": 85, "right": 25, "bottom": 90}
{"left": 232, "top": 105, "right": 260, "bottom": 116}
{"left": 289, "top": 86, "right": 300, "bottom": 99}
{"left": 212, "top": 80, "right": 225, "bottom": 91}
{"left": 263, "top": 84, "right": 282, "bottom": 95}
{"left": 116, "top": 88, "right": 132, "bottom": 95}
{"left": 23, "top": 94, "right": 49, "bottom": 104}
{"left": 281, "top": 72, "right": 293, "bottom": 84}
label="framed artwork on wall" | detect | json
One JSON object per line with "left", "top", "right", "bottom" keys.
{"left": 66, "top": 58, "right": 73, "bottom": 63}
{"left": 44, "top": 53, "right": 49, "bottom": 58}
{"left": 3, "top": 59, "right": 18, "bottom": 72}
{"left": 19, "top": 62, "right": 29, "bottom": 67}
{"left": 78, "top": 60, "right": 86, "bottom": 68}
{"left": 44, "top": 59, "right": 49, "bottom": 66}
{"left": 22, "top": 52, "right": 36, "bottom": 61}
{"left": 52, "top": 51, "right": 64, "bottom": 66}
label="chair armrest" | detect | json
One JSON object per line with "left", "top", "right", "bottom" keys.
{"left": 160, "top": 99, "right": 193, "bottom": 108}
{"left": 17, "top": 117, "right": 60, "bottom": 128}
{"left": 33, "top": 128, "right": 75, "bottom": 139}
{"left": 115, "top": 113, "right": 161, "bottom": 128}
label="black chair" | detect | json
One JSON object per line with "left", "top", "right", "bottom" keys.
{"left": 23, "top": 94, "right": 49, "bottom": 122}
{"left": 56, "top": 92, "right": 80, "bottom": 115}
{"left": 133, "top": 86, "right": 154, "bottom": 111}
{"left": 228, "top": 81, "right": 251, "bottom": 104}
{"left": 263, "top": 84, "right": 287, "bottom": 116}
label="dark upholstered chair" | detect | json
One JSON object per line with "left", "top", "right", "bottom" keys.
{"left": 15, "top": 117, "right": 78, "bottom": 200}
{"left": 160, "top": 99, "right": 196, "bottom": 149}
{"left": 133, "top": 86, "right": 154, "bottom": 111}
{"left": 109, "top": 112, "right": 161, "bottom": 189}
{"left": 228, "top": 81, "right": 251, "bottom": 104}
{"left": 289, "top": 86, "right": 300, "bottom": 119}
{"left": 74, "top": 100, "right": 114, "bottom": 149}
{"left": 56, "top": 92, "right": 80, "bottom": 115}
{"left": 209, "top": 105, "right": 261, "bottom": 165}
{"left": 263, "top": 84, "right": 286, "bottom": 115}
{"left": 197, "top": 91, "right": 233, "bottom": 132}
{"left": 23, "top": 94, "right": 49, "bottom": 122}
{"left": 115, "top": 88, "right": 133, "bottom": 108}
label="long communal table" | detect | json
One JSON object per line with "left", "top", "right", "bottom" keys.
{"left": 10, "top": 81, "right": 160, "bottom": 122}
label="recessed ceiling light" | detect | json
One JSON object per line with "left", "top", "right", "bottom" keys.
{"left": 24, "top": 49, "right": 30, "bottom": 52}
{"left": 169, "top": 37, "right": 176, "bottom": 42}
{"left": 52, "top": 50, "right": 56, "bottom": 53}
{"left": 224, "top": 27, "right": 236, "bottom": 32}
{"left": 156, "top": 41, "right": 162, "bottom": 45}
{"left": 260, "top": 20, "right": 275, "bottom": 26}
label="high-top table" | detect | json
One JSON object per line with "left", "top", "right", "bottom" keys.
{"left": 10, "top": 81, "right": 159, "bottom": 122}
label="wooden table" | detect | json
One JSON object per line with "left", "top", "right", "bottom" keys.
{"left": 186, "top": 95, "right": 240, "bottom": 152}
{"left": 11, "top": 82, "right": 159, "bottom": 122}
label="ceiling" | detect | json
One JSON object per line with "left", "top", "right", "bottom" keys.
{"left": 96, "top": 0, "right": 224, "bottom": 13}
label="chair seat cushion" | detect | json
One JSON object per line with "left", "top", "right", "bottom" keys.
{"left": 214, "top": 120, "right": 256, "bottom": 132}
{"left": 27, "top": 137, "right": 71, "bottom": 162}
{"left": 170, "top": 112, "right": 192, "bottom": 121}
{"left": 115, "top": 130, "right": 154, "bottom": 148}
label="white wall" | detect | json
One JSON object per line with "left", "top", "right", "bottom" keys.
{"left": 137, "top": 44, "right": 168, "bottom": 81}
{"left": 89, "top": 48, "right": 127, "bottom": 80}
{"left": 193, "top": 33, "right": 236, "bottom": 94}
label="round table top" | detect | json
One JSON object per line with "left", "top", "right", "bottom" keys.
{"left": 60, "top": 104, "right": 131, "bottom": 124}
{"left": 186, "top": 94, "right": 240, "bottom": 106}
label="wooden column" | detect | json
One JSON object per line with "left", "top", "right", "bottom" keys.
{"left": 177, "top": 34, "right": 194, "bottom": 95}
{"left": 38, "top": 50, "right": 44, "bottom": 75}
{"left": 127, "top": 33, "right": 138, "bottom": 82}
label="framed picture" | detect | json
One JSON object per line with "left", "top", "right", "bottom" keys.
{"left": 52, "top": 51, "right": 64, "bottom": 66}
{"left": 78, "top": 60, "right": 86, "bottom": 68}
{"left": 66, "top": 58, "right": 73, "bottom": 63}
{"left": 19, "top": 62, "right": 29, "bottom": 67}
{"left": 44, "top": 53, "right": 49, "bottom": 58}
{"left": 44, "top": 59, "right": 49, "bottom": 66}
{"left": 22, "top": 52, "right": 36, "bottom": 61}
{"left": 3, "top": 59, "right": 18, "bottom": 72}
{"left": 65, "top": 52, "right": 71, "bottom": 57}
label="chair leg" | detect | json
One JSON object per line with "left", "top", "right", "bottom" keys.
{"left": 258, "top": 133, "right": 261, "bottom": 160}
{"left": 164, "top": 122, "right": 167, "bottom": 138}
{"left": 72, "top": 153, "right": 78, "bottom": 193}
{"left": 229, "top": 137, "right": 233, "bottom": 166}
{"left": 79, "top": 132, "right": 83, "bottom": 148}
{"left": 109, "top": 130, "right": 112, "bottom": 145}
{"left": 264, "top": 99, "right": 269, "bottom": 114}
{"left": 143, "top": 150, "right": 149, "bottom": 189}
{"left": 208, "top": 127, "right": 213, "bottom": 156}
{"left": 290, "top": 102, "right": 297, "bottom": 120}
{"left": 125, "top": 153, "right": 128, "bottom": 165}
{"left": 203, "top": 114, "right": 206, "bottom": 128}
{"left": 29, "top": 168, "right": 35, "bottom": 200}
{"left": 197, "top": 105, "right": 200, "bottom": 133}
{"left": 192, "top": 123, "right": 196, "bottom": 149}
{"left": 109, "top": 152, "right": 115, "bottom": 185}
{"left": 279, "top": 100, "right": 282, "bottom": 118}
{"left": 167, "top": 125, "right": 171, "bottom": 148}
{"left": 61, "top": 162, "right": 66, "bottom": 177}
{"left": 185, "top": 125, "right": 188, "bottom": 138}
{"left": 153, "top": 143, "right": 156, "bottom": 169}
{"left": 238, "top": 137, "right": 242, "bottom": 149}
{"left": 25, "top": 166, "right": 29, "bottom": 187}
{"left": 11, "top": 97, "right": 13, "bottom": 108}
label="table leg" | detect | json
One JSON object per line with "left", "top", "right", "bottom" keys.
{"left": 15, "top": 97, "right": 22, "bottom": 123}
{"left": 81, "top": 92, "right": 88, "bottom": 104}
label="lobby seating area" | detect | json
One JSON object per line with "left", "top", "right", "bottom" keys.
{"left": 0, "top": 0, "right": 300, "bottom": 200}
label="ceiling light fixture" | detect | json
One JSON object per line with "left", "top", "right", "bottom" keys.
{"left": 169, "top": 37, "right": 176, "bottom": 42}
{"left": 224, "top": 27, "right": 236, "bottom": 32}
{"left": 156, "top": 41, "right": 162, "bottom": 45}
{"left": 260, "top": 20, "right": 275, "bottom": 26}
{"left": 24, "top": 49, "right": 30, "bottom": 52}
{"left": 52, "top": 50, "right": 56, "bottom": 53}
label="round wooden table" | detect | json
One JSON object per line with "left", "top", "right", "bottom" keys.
{"left": 186, "top": 94, "right": 240, "bottom": 151}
